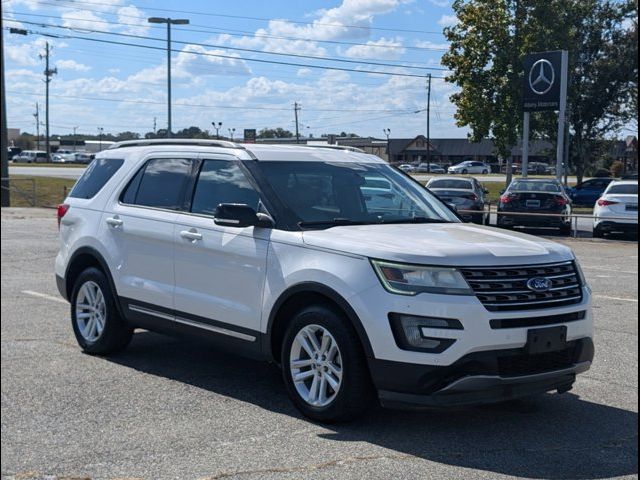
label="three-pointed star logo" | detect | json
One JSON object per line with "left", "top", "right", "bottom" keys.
{"left": 529, "top": 59, "right": 556, "bottom": 95}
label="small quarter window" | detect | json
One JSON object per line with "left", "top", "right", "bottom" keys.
{"left": 69, "top": 158, "right": 124, "bottom": 199}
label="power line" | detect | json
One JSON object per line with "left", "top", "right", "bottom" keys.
{"left": 8, "top": 18, "right": 447, "bottom": 72}
{"left": 8, "top": 10, "right": 450, "bottom": 54}
{"left": 2, "top": 24, "right": 446, "bottom": 79}
{"left": 40, "top": 0, "right": 447, "bottom": 36}
{"left": 6, "top": 90, "right": 421, "bottom": 113}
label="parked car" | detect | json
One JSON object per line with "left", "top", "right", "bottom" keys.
{"left": 593, "top": 180, "right": 638, "bottom": 238}
{"left": 12, "top": 150, "right": 48, "bottom": 163}
{"left": 498, "top": 178, "right": 573, "bottom": 235}
{"left": 73, "top": 152, "right": 94, "bottom": 164}
{"left": 568, "top": 178, "right": 615, "bottom": 207}
{"left": 416, "top": 163, "right": 446, "bottom": 174}
{"left": 426, "top": 177, "right": 489, "bottom": 225}
{"left": 55, "top": 139, "right": 594, "bottom": 422}
{"left": 515, "top": 162, "right": 552, "bottom": 175}
{"left": 397, "top": 164, "right": 415, "bottom": 173}
{"left": 51, "top": 150, "right": 77, "bottom": 163}
{"left": 448, "top": 161, "right": 490, "bottom": 175}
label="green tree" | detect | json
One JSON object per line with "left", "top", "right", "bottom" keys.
{"left": 257, "top": 128, "right": 294, "bottom": 139}
{"left": 442, "top": 0, "right": 637, "bottom": 182}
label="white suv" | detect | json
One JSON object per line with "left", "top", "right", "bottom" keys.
{"left": 55, "top": 140, "right": 594, "bottom": 422}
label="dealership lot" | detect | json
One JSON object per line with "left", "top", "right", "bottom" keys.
{"left": 1, "top": 208, "right": 637, "bottom": 480}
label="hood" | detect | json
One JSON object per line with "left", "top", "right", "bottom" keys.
{"left": 302, "top": 223, "right": 574, "bottom": 267}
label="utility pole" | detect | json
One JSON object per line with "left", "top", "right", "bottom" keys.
{"left": 98, "top": 127, "right": 104, "bottom": 151}
{"left": 1, "top": 17, "right": 10, "bottom": 207}
{"left": 40, "top": 42, "right": 57, "bottom": 160}
{"left": 294, "top": 102, "right": 301, "bottom": 144}
{"left": 72, "top": 126, "right": 78, "bottom": 151}
{"left": 34, "top": 102, "right": 40, "bottom": 151}
{"left": 153, "top": 117, "right": 157, "bottom": 135}
{"left": 426, "top": 73, "right": 432, "bottom": 166}
{"left": 148, "top": 17, "right": 190, "bottom": 138}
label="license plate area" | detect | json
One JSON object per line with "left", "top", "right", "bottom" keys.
{"left": 526, "top": 200, "right": 541, "bottom": 208}
{"left": 626, "top": 204, "right": 638, "bottom": 212}
{"left": 526, "top": 326, "right": 568, "bottom": 354}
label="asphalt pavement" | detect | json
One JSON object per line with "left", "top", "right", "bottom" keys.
{"left": 1, "top": 208, "right": 638, "bottom": 480}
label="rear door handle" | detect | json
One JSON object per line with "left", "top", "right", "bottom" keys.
{"left": 180, "top": 229, "right": 203, "bottom": 242}
{"left": 106, "top": 216, "right": 123, "bottom": 228}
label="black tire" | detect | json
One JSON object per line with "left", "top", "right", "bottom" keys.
{"left": 593, "top": 226, "right": 605, "bottom": 239}
{"left": 462, "top": 169, "right": 469, "bottom": 175}
{"left": 70, "top": 267, "right": 133, "bottom": 355}
{"left": 560, "top": 223, "right": 572, "bottom": 236}
{"left": 281, "top": 304, "right": 374, "bottom": 423}
{"left": 482, "top": 170, "right": 489, "bottom": 175}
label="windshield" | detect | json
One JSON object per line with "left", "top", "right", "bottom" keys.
{"left": 257, "top": 161, "right": 460, "bottom": 228}
{"left": 428, "top": 179, "right": 473, "bottom": 190}
{"left": 608, "top": 184, "right": 638, "bottom": 195}
{"left": 510, "top": 180, "right": 562, "bottom": 193}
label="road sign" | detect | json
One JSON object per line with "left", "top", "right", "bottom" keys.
{"left": 523, "top": 51, "right": 565, "bottom": 112}
{"left": 244, "top": 129, "right": 257, "bottom": 143}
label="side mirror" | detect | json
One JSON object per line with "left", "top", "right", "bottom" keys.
{"left": 214, "top": 204, "right": 275, "bottom": 228}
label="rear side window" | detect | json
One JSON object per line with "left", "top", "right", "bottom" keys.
{"left": 191, "top": 160, "right": 260, "bottom": 215}
{"left": 608, "top": 184, "right": 638, "bottom": 195}
{"left": 121, "top": 158, "right": 194, "bottom": 210}
{"left": 70, "top": 158, "right": 124, "bottom": 199}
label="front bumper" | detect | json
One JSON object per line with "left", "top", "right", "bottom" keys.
{"left": 372, "top": 337, "right": 594, "bottom": 408}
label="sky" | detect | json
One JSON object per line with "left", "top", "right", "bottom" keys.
{"left": 3, "top": 0, "right": 467, "bottom": 140}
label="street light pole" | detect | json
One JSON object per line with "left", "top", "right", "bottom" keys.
{"left": 98, "top": 127, "right": 104, "bottom": 151}
{"left": 383, "top": 128, "right": 391, "bottom": 163}
{"left": 148, "top": 17, "right": 190, "bottom": 139}
{"left": 212, "top": 122, "right": 222, "bottom": 139}
{"left": 72, "top": 126, "right": 78, "bottom": 151}
{"left": 228, "top": 128, "right": 236, "bottom": 141}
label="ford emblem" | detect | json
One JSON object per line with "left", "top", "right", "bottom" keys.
{"left": 527, "top": 277, "right": 553, "bottom": 293}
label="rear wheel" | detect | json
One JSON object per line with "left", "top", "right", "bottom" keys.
{"left": 560, "top": 223, "right": 572, "bottom": 236}
{"left": 71, "top": 267, "right": 133, "bottom": 355}
{"left": 281, "top": 304, "right": 374, "bottom": 423}
{"left": 462, "top": 169, "right": 469, "bottom": 175}
{"left": 482, "top": 169, "right": 489, "bottom": 175}
{"left": 593, "top": 225, "right": 605, "bottom": 239}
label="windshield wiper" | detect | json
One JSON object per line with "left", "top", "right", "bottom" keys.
{"left": 298, "top": 218, "right": 370, "bottom": 228}
{"left": 380, "top": 216, "right": 453, "bottom": 224}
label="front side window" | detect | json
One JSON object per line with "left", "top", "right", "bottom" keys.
{"left": 257, "top": 161, "right": 459, "bottom": 228}
{"left": 191, "top": 160, "right": 261, "bottom": 216}
{"left": 70, "top": 158, "right": 124, "bottom": 199}
{"left": 121, "top": 158, "right": 194, "bottom": 210}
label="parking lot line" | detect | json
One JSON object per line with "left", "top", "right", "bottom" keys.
{"left": 22, "top": 290, "right": 68, "bottom": 305}
{"left": 594, "top": 295, "right": 638, "bottom": 303}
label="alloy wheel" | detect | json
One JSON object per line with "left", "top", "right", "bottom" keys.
{"left": 289, "top": 324, "right": 343, "bottom": 407}
{"left": 75, "top": 280, "right": 106, "bottom": 342}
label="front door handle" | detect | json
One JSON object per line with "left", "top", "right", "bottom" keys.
{"left": 180, "top": 229, "right": 203, "bottom": 242}
{"left": 106, "top": 216, "right": 123, "bottom": 228}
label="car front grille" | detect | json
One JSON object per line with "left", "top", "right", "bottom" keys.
{"left": 460, "top": 261, "right": 583, "bottom": 312}
{"left": 498, "top": 346, "right": 577, "bottom": 377}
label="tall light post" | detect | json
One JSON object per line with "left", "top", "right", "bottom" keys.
{"left": 147, "top": 17, "right": 190, "bottom": 139}
{"left": 97, "top": 127, "right": 104, "bottom": 151}
{"left": 72, "top": 126, "right": 78, "bottom": 151}
{"left": 383, "top": 128, "right": 391, "bottom": 163}
{"left": 228, "top": 128, "right": 236, "bottom": 141}
{"left": 211, "top": 121, "right": 222, "bottom": 139}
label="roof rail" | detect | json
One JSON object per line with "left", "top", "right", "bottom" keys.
{"left": 107, "top": 139, "right": 244, "bottom": 150}
{"left": 296, "top": 144, "right": 366, "bottom": 153}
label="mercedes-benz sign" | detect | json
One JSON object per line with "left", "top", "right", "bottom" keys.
{"left": 523, "top": 51, "right": 564, "bottom": 112}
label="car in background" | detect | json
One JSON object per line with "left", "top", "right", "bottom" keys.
{"left": 593, "top": 180, "right": 638, "bottom": 238}
{"left": 568, "top": 178, "right": 614, "bottom": 207}
{"left": 416, "top": 163, "right": 446, "bottom": 174}
{"left": 448, "top": 161, "right": 491, "bottom": 175}
{"left": 515, "top": 162, "right": 552, "bottom": 175}
{"left": 426, "top": 177, "right": 489, "bottom": 225}
{"left": 51, "top": 150, "right": 77, "bottom": 163}
{"left": 11, "top": 150, "right": 48, "bottom": 163}
{"left": 498, "top": 178, "right": 573, "bottom": 235}
{"left": 73, "top": 152, "right": 94, "bottom": 164}
{"left": 397, "top": 164, "right": 415, "bottom": 173}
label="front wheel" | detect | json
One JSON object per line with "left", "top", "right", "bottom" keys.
{"left": 482, "top": 170, "right": 489, "bottom": 175}
{"left": 281, "top": 305, "right": 374, "bottom": 423}
{"left": 71, "top": 267, "right": 133, "bottom": 355}
{"left": 462, "top": 169, "right": 469, "bottom": 174}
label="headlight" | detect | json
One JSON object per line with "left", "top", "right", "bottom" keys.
{"left": 371, "top": 260, "right": 473, "bottom": 296}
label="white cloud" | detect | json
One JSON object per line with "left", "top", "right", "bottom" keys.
{"left": 61, "top": 9, "right": 109, "bottom": 31}
{"left": 4, "top": 37, "right": 67, "bottom": 67}
{"left": 116, "top": 5, "right": 150, "bottom": 36}
{"left": 56, "top": 59, "right": 92, "bottom": 72}
{"left": 414, "top": 40, "right": 450, "bottom": 51}
{"left": 340, "top": 37, "right": 406, "bottom": 60}
{"left": 429, "top": 0, "right": 450, "bottom": 7}
{"left": 437, "top": 14, "right": 459, "bottom": 27}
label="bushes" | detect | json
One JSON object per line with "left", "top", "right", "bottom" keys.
{"left": 610, "top": 161, "right": 625, "bottom": 177}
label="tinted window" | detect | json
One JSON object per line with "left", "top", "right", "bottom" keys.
{"left": 428, "top": 179, "right": 473, "bottom": 190}
{"left": 124, "top": 158, "right": 193, "bottom": 209}
{"left": 510, "top": 181, "right": 561, "bottom": 193}
{"left": 608, "top": 184, "right": 638, "bottom": 195}
{"left": 70, "top": 158, "right": 124, "bottom": 199}
{"left": 191, "top": 160, "right": 260, "bottom": 215}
